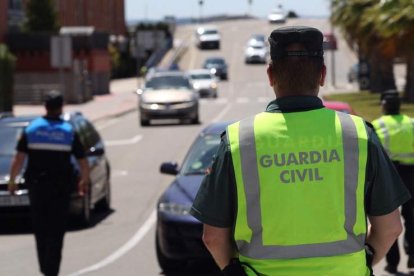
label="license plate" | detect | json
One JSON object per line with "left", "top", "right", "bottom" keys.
{"left": 0, "top": 195, "right": 30, "bottom": 206}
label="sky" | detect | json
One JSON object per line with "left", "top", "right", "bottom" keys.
{"left": 125, "top": 0, "right": 331, "bottom": 22}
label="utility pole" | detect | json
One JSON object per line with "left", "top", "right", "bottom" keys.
{"left": 199, "top": 0, "right": 204, "bottom": 23}
{"left": 248, "top": 0, "right": 253, "bottom": 16}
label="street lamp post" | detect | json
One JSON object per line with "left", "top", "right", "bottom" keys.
{"left": 248, "top": 0, "right": 252, "bottom": 16}
{"left": 199, "top": 0, "right": 204, "bottom": 23}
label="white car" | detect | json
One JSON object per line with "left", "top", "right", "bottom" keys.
{"left": 195, "top": 25, "right": 220, "bottom": 49}
{"left": 188, "top": 69, "right": 218, "bottom": 98}
{"left": 268, "top": 8, "right": 287, "bottom": 24}
{"left": 245, "top": 35, "right": 269, "bottom": 64}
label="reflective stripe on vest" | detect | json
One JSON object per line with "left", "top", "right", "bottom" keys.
{"left": 26, "top": 117, "right": 74, "bottom": 152}
{"left": 228, "top": 111, "right": 366, "bottom": 260}
{"left": 373, "top": 115, "right": 414, "bottom": 164}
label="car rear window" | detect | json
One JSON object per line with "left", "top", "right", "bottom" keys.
{"left": 146, "top": 75, "right": 191, "bottom": 90}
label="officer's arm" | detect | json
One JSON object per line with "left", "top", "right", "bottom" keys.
{"left": 77, "top": 158, "right": 90, "bottom": 196}
{"left": 8, "top": 152, "right": 26, "bottom": 194}
{"left": 203, "top": 224, "right": 236, "bottom": 269}
{"left": 367, "top": 209, "right": 402, "bottom": 265}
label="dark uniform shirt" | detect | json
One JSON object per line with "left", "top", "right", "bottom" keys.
{"left": 190, "top": 96, "right": 410, "bottom": 227}
{"left": 17, "top": 116, "right": 85, "bottom": 179}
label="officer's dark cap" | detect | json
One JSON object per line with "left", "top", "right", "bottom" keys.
{"left": 268, "top": 26, "right": 324, "bottom": 60}
{"left": 44, "top": 90, "right": 63, "bottom": 109}
{"left": 382, "top": 92, "right": 400, "bottom": 108}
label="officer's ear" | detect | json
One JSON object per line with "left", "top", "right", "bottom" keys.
{"left": 319, "top": 64, "right": 327, "bottom": 87}
{"left": 267, "top": 63, "right": 276, "bottom": 87}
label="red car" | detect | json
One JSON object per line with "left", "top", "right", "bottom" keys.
{"left": 323, "top": 100, "right": 356, "bottom": 115}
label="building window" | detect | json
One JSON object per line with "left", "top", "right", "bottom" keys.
{"left": 9, "top": 0, "right": 22, "bottom": 10}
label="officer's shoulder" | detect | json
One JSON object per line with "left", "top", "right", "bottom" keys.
{"left": 365, "top": 121, "right": 374, "bottom": 130}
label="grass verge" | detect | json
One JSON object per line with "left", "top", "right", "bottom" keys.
{"left": 324, "top": 92, "right": 414, "bottom": 122}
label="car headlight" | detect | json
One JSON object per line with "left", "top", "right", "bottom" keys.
{"left": 247, "top": 47, "right": 254, "bottom": 54}
{"left": 210, "top": 68, "right": 217, "bottom": 74}
{"left": 159, "top": 203, "right": 191, "bottom": 216}
{"left": 193, "top": 83, "right": 200, "bottom": 89}
{"left": 210, "top": 82, "right": 217, "bottom": 89}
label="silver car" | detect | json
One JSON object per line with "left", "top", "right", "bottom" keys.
{"left": 188, "top": 69, "right": 218, "bottom": 98}
{"left": 137, "top": 71, "right": 199, "bottom": 126}
{"left": 244, "top": 35, "right": 269, "bottom": 64}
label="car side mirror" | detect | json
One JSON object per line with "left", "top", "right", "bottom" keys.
{"left": 160, "top": 162, "right": 178, "bottom": 175}
{"left": 89, "top": 147, "right": 105, "bottom": 156}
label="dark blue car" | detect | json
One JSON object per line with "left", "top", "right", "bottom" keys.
{"left": 156, "top": 121, "right": 231, "bottom": 272}
{"left": 0, "top": 112, "right": 111, "bottom": 226}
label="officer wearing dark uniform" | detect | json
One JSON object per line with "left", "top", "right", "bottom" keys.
{"left": 372, "top": 92, "right": 414, "bottom": 273}
{"left": 9, "top": 90, "right": 89, "bottom": 276}
{"left": 190, "top": 26, "right": 409, "bottom": 275}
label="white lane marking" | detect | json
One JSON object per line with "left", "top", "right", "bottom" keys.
{"left": 112, "top": 170, "right": 128, "bottom": 177}
{"left": 236, "top": 97, "right": 249, "bottom": 103}
{"left": 105, "top": 135, "right": 142, "bottom": 146}
{"left": 211, "top": 104, "right": 232, "bottom": 123}
{"left": 68, "top": 210, "right": 157, "bottom": 276}
{"left": 96, "top": 118, "right": 119, "bottom": 131}
{"left": 258, "top": 97, "right": 269, "bottom": 103}
{"left": 211, "top": 83, "right": 233, "bottom": 122}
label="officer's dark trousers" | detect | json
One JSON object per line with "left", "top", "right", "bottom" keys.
{"left": 28, "top": 175, "right": 70, "bottom": 276}
{"left": 386, "top": 164, "right": 414, "bottom": 267}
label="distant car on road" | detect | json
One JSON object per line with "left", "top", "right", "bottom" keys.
{"left": 268, "top": 7, "right": 287, "bottom": 24}
{"left": 202, "top": 57, "right": 228, "bottom": 80}
{"left": 244, "top": 34, "right": 269, "bottom": 64}
{"left": 156, "top": 121, "right": 231, "bottom": 273}
{"left": 347, "top": 63, "right": 358, "bottom": 83}
{"left": 188, "top": 69, "right": 218, "bottom": 98}
{"left": 137, "top": 71, "right": 200, "bottom": 126}
{"left": 195, "top": 25, "right": 221, "bottom": 50}
{"left": 0, "top": 112, "right": 111, "bottom": 226}
{"left": 323, "top": 100, "right": 356, "bottom": 115}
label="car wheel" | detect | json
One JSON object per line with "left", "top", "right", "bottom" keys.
{"left": 95, "top": 168, "right": 111, "bottom": 212}
{"left": 75, "top": 187, "right": 91, "bottom": 227}
{"left": 191, "top": 114, "right": 199, "bottom": 124}
{"left": 156, "top": 234, "right": 185, "bottom": 273}
{"left": 222, "top": 74, "right": 228, "bottom": 80}
{"left": 140, "top": 118, "right": 150, "bottom": 126}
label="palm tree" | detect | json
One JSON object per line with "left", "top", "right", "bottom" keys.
{"left": 373, "top": 0, "right": 414, "bottom": 101}
{"left": 331, "top": 0, "right": 397, "bottom": 93}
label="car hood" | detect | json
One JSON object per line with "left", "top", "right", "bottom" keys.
{"left": 246, "top": 47, "right": 267, "bottom": 55}
{"left": 0, "top": 155, "right": 13, "bottom": 180}
{"left": 163, "top": 175, "right": 204, "bottom": 204}
{"left": 158, "top": 174, "right": 205, "bottom": 223}
{"left": 193, "top": 80, "right": 213, "bottom": 88}
{"left": 141, "top": 89, "right": 195, "bottom": 103}
{"left": 199, "top": 34, "right": 220, "bottom": 41}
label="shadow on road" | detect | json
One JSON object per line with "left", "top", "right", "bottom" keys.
{"left": 0, "top": 208, "right": 115, "bottom": 235}
{"left": 161, "top": 260, "right": 221, "bottom": 276}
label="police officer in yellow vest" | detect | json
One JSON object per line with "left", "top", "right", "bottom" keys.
{"left": 372, "top": 92, "right": 414, "bottom": 274}
{"left": 190, "top": 26, "right": 410, "bottom": 276}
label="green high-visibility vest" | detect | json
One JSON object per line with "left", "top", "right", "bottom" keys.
{"left": 372, "top": 114, "right": 414, "bottom": 164}
{"left": 227, "top": 108, "right": 369, "bottom": 276}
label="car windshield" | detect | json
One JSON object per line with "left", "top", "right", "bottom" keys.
{"left": 202, "top": 30, "right": 217, "bottom": 35}
{"left": 145, "top": 75, "right": 190, "bottom": 90}
{"left": 180, "top": 134, "right": 221, "bottom": 175}
{"left": 190, "top": 73, "right": 212, "bottom": 80}
{"left": 0, "top": 124, "right": 24, "bottom": 156}
{"left": 205, "top": 59, "right": 225, "bottom": 65}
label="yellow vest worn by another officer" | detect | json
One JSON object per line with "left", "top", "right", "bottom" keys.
{"left": 372, "top": 114, "right": 414, "bottom": 164}
{"left": 227, "top": 108, "right": 370, "bottom": 276}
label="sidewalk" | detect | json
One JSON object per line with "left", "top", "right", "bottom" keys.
{"left": 13, "top": 77, "right": 141, "bottom": 123}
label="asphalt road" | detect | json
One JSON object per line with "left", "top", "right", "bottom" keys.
{"left": 0, "top": 18, "right": 407, "bottom": 276}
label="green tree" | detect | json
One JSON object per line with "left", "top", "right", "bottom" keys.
{"left": 331, "top": 0, "right": 397, "bottom": 93}
{"left": 373, "top": 0, "right": 414, "bottom": 101}
{"left": 0, "top": 44, "right": 16, "bottom": 112}
{"left": 24, "top": 0, "right": 59, "bottom": 32}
